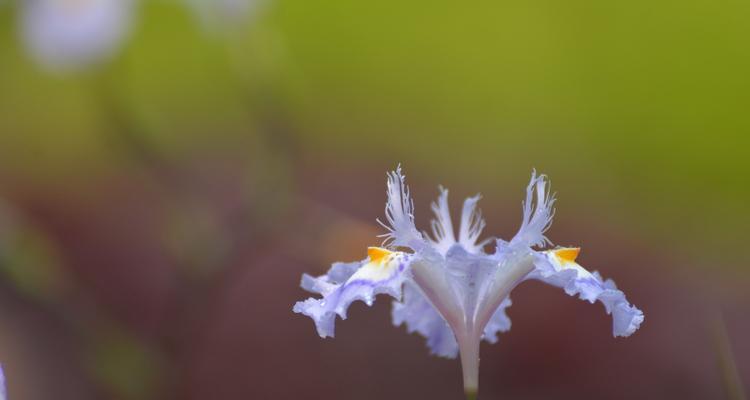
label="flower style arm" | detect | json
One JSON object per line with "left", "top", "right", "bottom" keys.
{"left": 459, "top": 194, "right": 492, "bottom": 253}
{"left": 473, "top": 171, "right": 556, "bottom": 340}
{"left": 392, "top": 281, "right": 514, "bottom": 359}
{"left": 509, "top": 170, "right": 556, "bottom": 249}
{"left": 425, "top": 187, "right": 456, "bottom": 255}
{"left": 378, "top": 166, "right": 426, "bottom": 251}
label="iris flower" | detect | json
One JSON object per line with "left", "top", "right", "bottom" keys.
{"left": 294, "top": 167, "right": 644, "bottom": 399}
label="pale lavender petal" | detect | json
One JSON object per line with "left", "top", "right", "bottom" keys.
{"left": 529, "top": 249, "right": 644, "bottom": 337}
{"left": 294, "top": 248, "right": 411, "bottom": 338}
{"left": 481, "top": 296, "right": 512, "bottom": 344}
{"left": 392, "top": 281, "right": 458, "bottom": 358}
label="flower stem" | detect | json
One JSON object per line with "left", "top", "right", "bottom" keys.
{"left": 458, "top": 332, "right": 480, "bottom": 398}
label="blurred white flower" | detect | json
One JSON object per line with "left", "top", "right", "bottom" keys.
{"left": 186, "top": 0, "right": 263, "bottom": 32}
{"left": 20, "top": 0, "right": 136, "bottom": 72}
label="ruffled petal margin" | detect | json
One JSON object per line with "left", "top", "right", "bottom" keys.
{"left": 529, "top": 248, "right": 644, "bottom": 337}
{"left": 294, "top": 248, "right": 412, "bottom": 338}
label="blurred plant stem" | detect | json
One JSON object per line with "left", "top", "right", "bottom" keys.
{"left": 87, "top": 67, "right": 177, "bottom": 183}
{"left": 465, "top": 389, "right": 478, "bottom": 400}
{"left": 712, "top": 313, "right": 747, "bottom": 400}
{"left": 87, "top": 321, "right": 164, "bottom": 400}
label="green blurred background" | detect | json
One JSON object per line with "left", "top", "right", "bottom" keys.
{"left": 0, "top": 0, "right": 747, "bottom": 399}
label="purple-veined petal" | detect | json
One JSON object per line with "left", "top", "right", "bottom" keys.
{"left": 529, "top": 248, "right": 644, "bottom": 337}
{"left": 294, "top": 247, "right": 412, "bottom": 338}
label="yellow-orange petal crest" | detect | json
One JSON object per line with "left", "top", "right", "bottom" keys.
{"left": 553, "top": 247, "right": 580, "bottom": 263}
{"left": 367, "top": 247, "right": 393, "bottom": 264}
